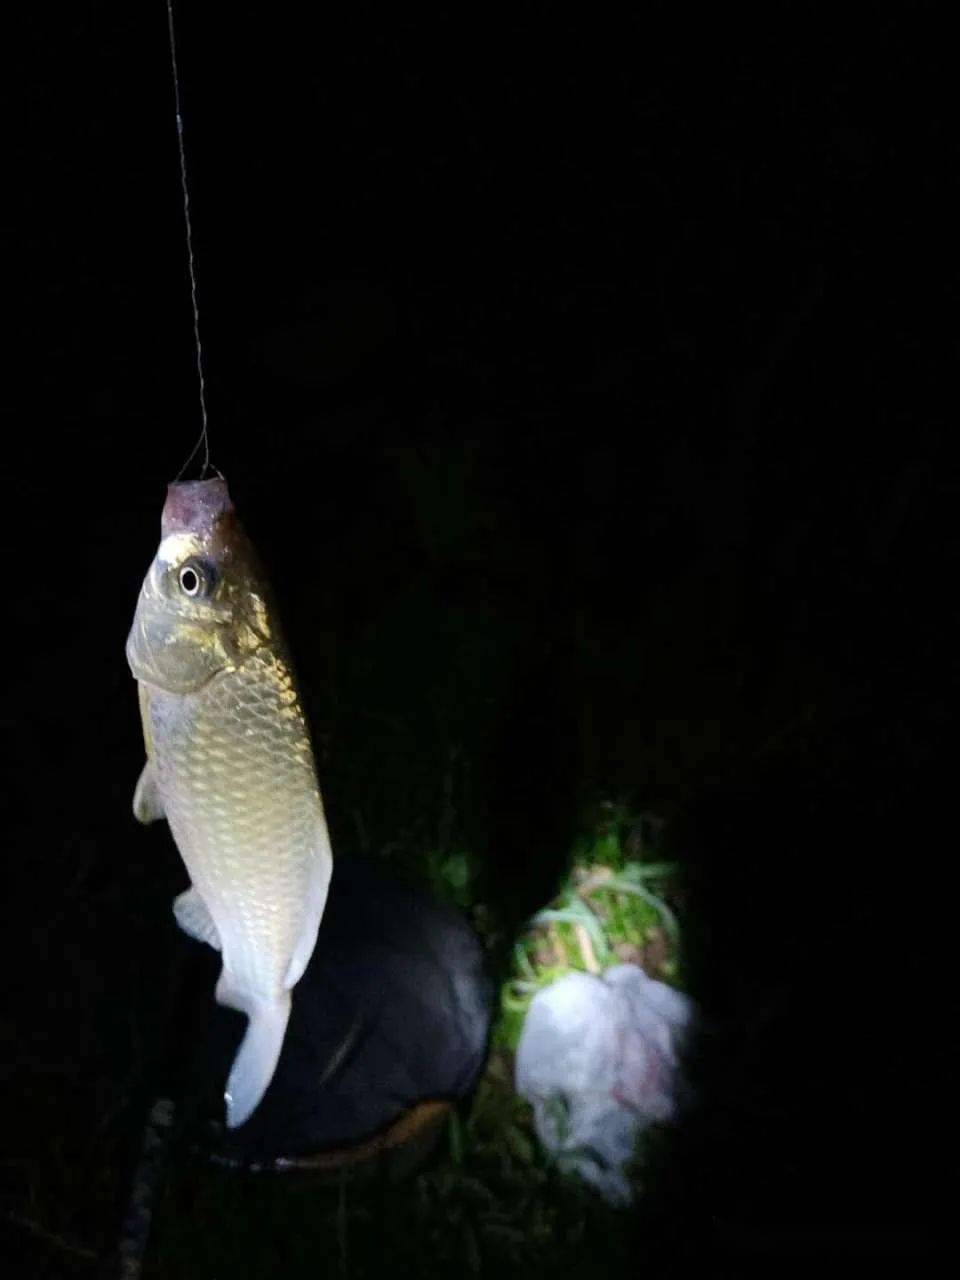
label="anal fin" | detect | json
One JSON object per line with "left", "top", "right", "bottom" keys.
{"left": 173, "top": 887, "right": 221, "bottom": 950}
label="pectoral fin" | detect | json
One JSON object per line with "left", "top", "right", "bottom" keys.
{"left": 173, "top": 887, "right": 221, "bottom": 950}
{"left": 133, "top": 760, "right": 165, "bottom": 824}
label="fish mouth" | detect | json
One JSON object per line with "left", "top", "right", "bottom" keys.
{"left": 162, "top": 478, "right": 234, "bottom": 537}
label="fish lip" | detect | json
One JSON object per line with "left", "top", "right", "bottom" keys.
{"left": 162, "top": 478, "right": 234, "bottom": 537}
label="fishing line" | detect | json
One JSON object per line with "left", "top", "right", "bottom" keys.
{"left": 165, "top": 0, "right": 213, "bottom": 480}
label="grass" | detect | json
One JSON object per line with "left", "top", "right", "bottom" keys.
{"left": 489, "top": 803, "right": 683, "bottom": 1055}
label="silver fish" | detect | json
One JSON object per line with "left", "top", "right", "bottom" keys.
{"left": 126, "top": 478, "right": 333, "bottom": 1128}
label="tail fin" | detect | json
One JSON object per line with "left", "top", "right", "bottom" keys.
{"left": 215, "top": 972, "right": 291, "bottom": 1129}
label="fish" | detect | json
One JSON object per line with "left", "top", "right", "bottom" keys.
{"left": 126, "top": 477, "right": 333, "bottom": 1128}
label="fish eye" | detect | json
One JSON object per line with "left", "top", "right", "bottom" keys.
{"left": 177, "top": 561, "right": 212, "bottom": 598}
{"left": 173, "top": 557, "right": 218, "bottom": 600}
{"left": 179, "top": 565, "right": 201, "bottom": 596}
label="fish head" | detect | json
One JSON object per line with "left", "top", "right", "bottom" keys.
{"left": 126, "top": 478, "right": 276, "bottom": 694}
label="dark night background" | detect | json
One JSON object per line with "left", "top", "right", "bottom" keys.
{"left": 2, "top": 2, "right": 953, "bottom": 1274}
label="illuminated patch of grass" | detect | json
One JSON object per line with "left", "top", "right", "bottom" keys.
{"left": 411, "top": 798, "right": 688, "bottom": 1229}
{"left": 491, "top": 803, "right": 684, "bottom": 1055}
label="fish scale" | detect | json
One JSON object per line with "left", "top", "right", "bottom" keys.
{"left": 157, "top": 681, "right": 306, "bottom": 981}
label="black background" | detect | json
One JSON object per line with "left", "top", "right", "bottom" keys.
{"left": 3, "top": 2, "right": 953, "bottom": 1272}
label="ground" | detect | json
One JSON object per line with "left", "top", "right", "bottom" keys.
{"left": 140, "top": 804, "right": 687, "bottom": 1279}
